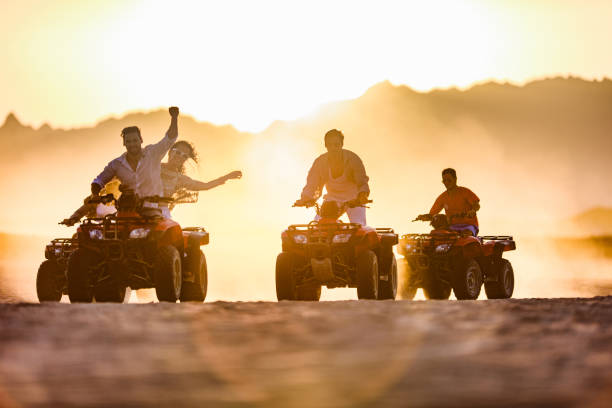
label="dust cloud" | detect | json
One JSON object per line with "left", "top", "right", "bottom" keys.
{"left": 1, "top": 78, "right": 611, "bottom": 302}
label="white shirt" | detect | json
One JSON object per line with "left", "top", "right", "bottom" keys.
{"left": 92, "top": 133, "right": 177, "bottom": 198}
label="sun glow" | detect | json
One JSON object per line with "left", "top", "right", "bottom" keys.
{"left": 3, "top": 0, "right": 611, "bottom": 132}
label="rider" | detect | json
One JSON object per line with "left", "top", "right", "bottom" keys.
{"left": 425, "top": 168, "right": 480, "bottom": 236}
{"left": 160, "top": 140, "right": 242, "bottom": 218}
{"left": 61, "top": 180, "right": 120, "bottom": 226}
{"left": 90, "top": 107, "right": 180, "bottom": 205}
{"left": 294, "top": 129, "right": 370, "bottom": 226}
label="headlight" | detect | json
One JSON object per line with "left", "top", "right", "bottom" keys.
{"left": 129, "top": 228, "right": 150, "bottom": 239}
{"left": 404, "top": 244, "right": 412, "bottom": 250}
{"left": 435, "top": 243, "right": 451, "bottom": 253}
{"left": 53, "top": 247, "right": 62, "bottom": 256}
{"left": 293, "top": 234, "right": 307, "bottom": 244}
{"left": 332, "top": 233, "right": 352, "bottom": 244}
{"left": 89, "top": 229, "right": 104, "bottom": 240}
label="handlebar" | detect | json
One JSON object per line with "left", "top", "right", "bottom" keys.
{"left": 293, "top": 198, "right": 372, "bottom": 209}
{"left": 413, "top": 212, "right": 471, "bottom": 222}
{"left": 86, "top": 193, "right": 116, "bottom": 205}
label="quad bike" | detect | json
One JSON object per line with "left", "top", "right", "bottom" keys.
{"left": 67, "top": 192, "right": 210, "bottom": 303}
{"left": 36, "top": 238, "right": 78, "bottom": 302}
{"left": 276, "top": 199, "right": 399, "bottom": 301}
{"left": 397, "top": 213, "right": 516, "bottom": 300}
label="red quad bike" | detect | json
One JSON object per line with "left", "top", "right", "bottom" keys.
{"left": 67, "top": 192, "right": 209, "bottom": 303}
{"left": 36, "top": 238, "right": 78, "bottom": 302}
{"left": 276, "top": 199, "right": 399, "bottom": 301}
{"left": 397, "top": 213, "right": 516, "bottom": 300}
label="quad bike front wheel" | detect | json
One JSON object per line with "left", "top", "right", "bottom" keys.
{"left": 296, "top": 285, "right": 321, "bottom": 301}
{"left": 37, "top": 260, "right": 63, "bottom": 302}
{"left": 180, "top": 249, "right": 208, "bottom": 302}
{"left": 377, "top": 253, "right": 398, "bottom": 300}
{"left": 356, "top": 250, "right": 379, "bottom": 300}
{"left": 453, "top": 259, "right": 483, "bottom": 300}
{"left": 67, "top": 249, "right": 96, "bottom": 303}
{"left": 276, "top": 252, "right": 297, "bottom": 301}
{"left": 422, "top": 268, "right": 451, "bottom": 300}
{"left": 154, "top": 245, "right": 182, "bottom": 302}
{"left": 422, "top": 279, "right": 452, "bottom": 300}
{"left": 484, "top": 259, "right": 514, "bottom": 299}
{"left": 94, "top": 282, "right": 129, "bottom": 303}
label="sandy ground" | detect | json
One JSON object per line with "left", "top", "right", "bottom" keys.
{"left": 0, "top": 298, "right": 611, "bottom": 408}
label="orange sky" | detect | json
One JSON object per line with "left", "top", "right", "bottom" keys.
{"left": 1, "top": 0, "right": 612, "bottom": 131}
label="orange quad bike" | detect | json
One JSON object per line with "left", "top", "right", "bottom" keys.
{"left": 398, "top": 213, "right": 516, "bottom": 300}
{"left": 66, "top": 192, "right": 209, "bottom": 303}
{"left": 276, "top": 199, "right": 399, "bottom": 301}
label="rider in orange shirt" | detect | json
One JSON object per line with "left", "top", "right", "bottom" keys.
{"left": 426, "top": 168, "right": 480, "bottom": 236}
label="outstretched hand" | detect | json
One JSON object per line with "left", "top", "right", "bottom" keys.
{"left": 228, "top": 170, "right": 242, "bottom": 180}
{"left": 357, "top": 191, "right": 370, "bottom": 205}
{"left": 60, "top": 217, "right": 78, "bottom": 227}
{"left": 293, "top": 198, "right": 315, "bottom": 207}
{"left": 415, "top": 214, "right": 433, "bottom": 222}
{"left": 169, "top": 106, "right": 179, "bottom": 118}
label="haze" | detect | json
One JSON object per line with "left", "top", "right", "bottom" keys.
{"left": 2, "top": 0, "right": 612, "bottom": 131}
{"left": 1, "top": 1, "right": 612, "bottom": 302}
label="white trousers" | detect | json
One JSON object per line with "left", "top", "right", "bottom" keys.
{"left": 315, "top": 202, "right": 367, "bottom": 226}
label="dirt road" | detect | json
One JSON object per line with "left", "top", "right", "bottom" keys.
{"left": 1, "top": 298, "right": 611, "bottom": 408}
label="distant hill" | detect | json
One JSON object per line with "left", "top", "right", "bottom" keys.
{"left": 1, "top": 76, "right": 612, "bottom": 235}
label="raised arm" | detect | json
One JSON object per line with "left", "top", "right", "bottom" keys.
{"left": 167, "top": 106, "right": 179, "bottom": 140}
{"left": 150, "top": 106, "right": 180, "bottom": 160}
{"left": 179, "top": 171, "right": 242, "bottom": 191}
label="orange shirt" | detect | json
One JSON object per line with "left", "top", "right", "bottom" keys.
{"left": 430, "top": 186, "right": 480, "bottom": 227}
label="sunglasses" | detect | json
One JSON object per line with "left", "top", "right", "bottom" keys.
{"left": 171, "top": 148, "right": 191, "bottom": 159}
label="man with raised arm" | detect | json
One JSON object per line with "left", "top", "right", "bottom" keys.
{"left": 91, "top": 107, "right": 180, "bottom": 200}
{"left": 294, "top": 129, "right": 370, "bottom": 226}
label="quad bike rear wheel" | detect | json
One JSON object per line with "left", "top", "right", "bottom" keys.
{"left": 453, "top": 259, "right": 483, "bottom": 300}
{"left": 377, "top": 252, "right": 398, "bottom": 300}
{"left": 180, "top": 249, "right": 208, "bottom": 302}
{"left": 67, "top": 249, "right": 97, "bottom": 303}
{"left": 398, "top": 259, "right": 417, "bottom": 300}
{"left": 485, "top": 259, "right": 514, "bottom": 299}
{"left": 36, "top": 260, "right": 63, "bottom": 302}
{"left": 154, "top": 245, "right": 182, "bottom": 302}
{"left": 276, "top": 252, "right": 297, "bottom": 300}
{"left": 356, "top": 250, "right": 379, "bottom": 300}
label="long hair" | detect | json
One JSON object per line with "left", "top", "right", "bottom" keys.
{"left": 171, "top": 140, "right": 199, "bottom": 174}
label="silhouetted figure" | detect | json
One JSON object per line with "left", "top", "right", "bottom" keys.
{"left": 160, "top": 140, "right": 242, "bottom": 218}
{"left": 295, "top": 129, "right": 370, "bottom": 226}
{"left": 425, "top": 168, "right": 480, "bottom": 236}
{"left": 90, "top": 107, "right": 180, "bottom": 202}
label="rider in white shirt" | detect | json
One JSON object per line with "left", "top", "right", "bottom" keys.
{"left": 294, "top": 129, "right": 370, "bottom": 225}
{"left": 91, "top": 107, "right": 180, "bottom": 201}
